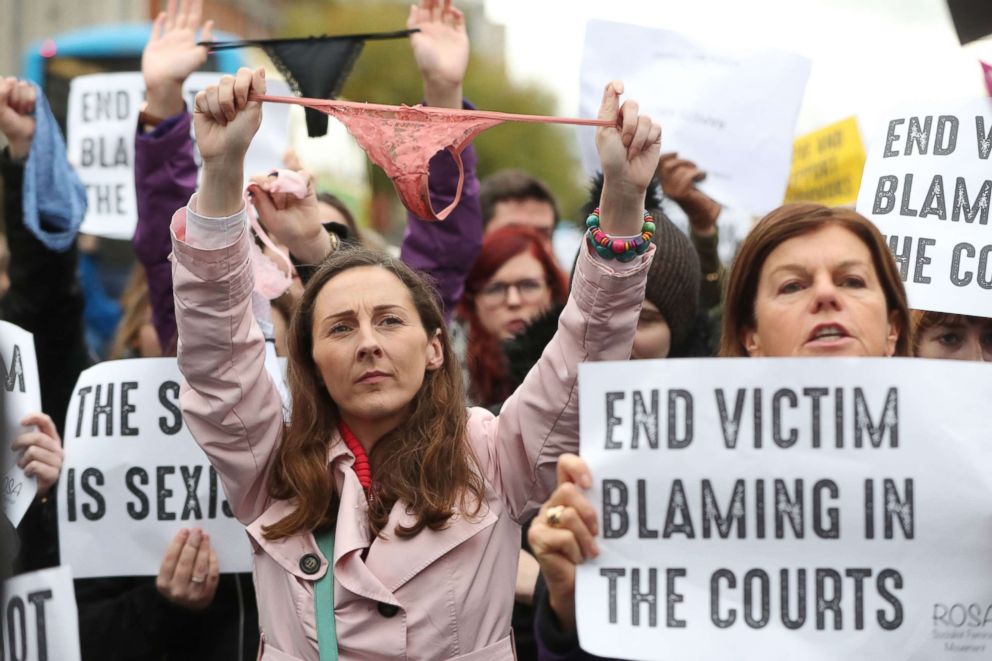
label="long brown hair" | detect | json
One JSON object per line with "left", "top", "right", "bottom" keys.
{"left": 457, "top": 226, "right": 568, "bottom": 406}
{"left": 263, "top": 248, "right": 485, "bottom": 540}
{"left": 720, "top": 204, "right": 911, "bottom": 357}
{"left": 109, "top": 265, "right": 156, "bottom": 360}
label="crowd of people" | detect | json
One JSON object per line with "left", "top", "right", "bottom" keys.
{"left": 0, "top": 0, "right": 989, "bottom": 659}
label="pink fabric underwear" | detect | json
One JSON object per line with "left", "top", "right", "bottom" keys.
{"left": 250, "top": 94, "right": 614, "bottom": 221}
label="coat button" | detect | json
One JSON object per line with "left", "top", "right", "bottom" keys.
{"left": 299, "top": 553, "right": 321, "bottom": 575}
{"left": 377, "top": 602, "right": 400, "bottom": 618}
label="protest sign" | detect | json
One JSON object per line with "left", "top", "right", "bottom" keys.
{"left": 576, "top": 357, "right": 992, "bottom": 660}
{"left": 856, "top": 99, "right": 992, "bottom": 317}
{"left": 57, "top": 358, "right": 252, "bottom": 578}
{"left": 785, "top": 117, "right": 866, "bottom": 207}
{"left": 1, "top": 565, "right": 81, "bottom": 661}
{"left": 66, "top": 73, "right": 145, "bottom": 239}
{"left": 67, "top": 72, "right": 291, "bottom": 240}
{"left": 578, "top": 20, "right": 811, "bottom": 215}
{"left": 0, "top": 321, "right": 41, "bottom": 525}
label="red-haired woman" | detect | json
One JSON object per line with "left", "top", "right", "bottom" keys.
{"left": 457, "top": 226, "right": 569, "bottom": 407}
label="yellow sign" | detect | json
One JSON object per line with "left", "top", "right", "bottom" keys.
{"left": 784, "top": 116, "right": 866, "bottom": 207}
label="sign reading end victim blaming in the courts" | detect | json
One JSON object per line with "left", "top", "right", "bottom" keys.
{"left": 576, "top": 357, "right": 992, "bottom": 661}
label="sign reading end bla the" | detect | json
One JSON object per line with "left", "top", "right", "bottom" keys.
{"left": 856, "top": 100, "right": 992, "bottom": 317}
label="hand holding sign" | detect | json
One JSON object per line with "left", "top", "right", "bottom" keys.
{"left": 0, "top": 78, "right": 36, "bottom": 160}
{"left": 142, "top": 0, "right": 214, "bottom": 119}
{"left": 596, "top": 81, "right": 663, "bottom": 236}
{"left": 12, "top": 412, "right": 63, "bottom": 498}
{"left": 156, "top": 528, "right": 220, "bottom": 611}
{"left": 528, "top": 453, "right": 600, "bottom": 633}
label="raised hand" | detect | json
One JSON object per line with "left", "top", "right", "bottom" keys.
{"left": 248, "top": 170, "right": 331, "bottom": 264}
{"left": 407, "top": 0, "right": 469, "bottom": 109}
{"left": 657, "top": 152, "right": 720, "bottom": 236}
{"left": 594, "top": 81, "right": 662, "bottom": 236}
{"left": 12, "top": 412, "right": 63, "bottom": 498}
{"left": 142, "top": 0, "right": 214, "bottom": 118}
{"left": 193, "top": 66, "right": 265, "bottom": 217}
{"left": 0, "top": 78, "right": 37, "bottom": 161}
{"left": 527, "top": 454, "right": 599, "bottom": 633}
{"left": 156, "top": 528, "right": 220, "bottom": 611}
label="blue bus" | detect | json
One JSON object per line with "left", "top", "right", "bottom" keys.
{"left": 22, "top": 22, "right": 245, "bottom": 132}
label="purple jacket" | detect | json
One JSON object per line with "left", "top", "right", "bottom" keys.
{"left": 133, "top": 111, "right": 197, "bottom": 353}
{"left": 399, "top": 102, "right": 483, "bottom": 321}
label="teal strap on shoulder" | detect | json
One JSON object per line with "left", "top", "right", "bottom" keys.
{"left": 314, "top": 529, "right": 339, "bottom": 661}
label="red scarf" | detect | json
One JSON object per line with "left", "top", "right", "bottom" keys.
{"left": 339, "top": 422, "right": 372, "bottom": 491}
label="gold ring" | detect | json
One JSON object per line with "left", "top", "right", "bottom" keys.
{"left": 190, "top": 575, "right": 206, "bottom": 584}
{"left": 546, "top": 505, "right": 565, "bottom": 527}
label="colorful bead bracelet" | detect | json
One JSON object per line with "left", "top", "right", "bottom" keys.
{"left": 585, "top": 207, "right": 655, "bottom": 262}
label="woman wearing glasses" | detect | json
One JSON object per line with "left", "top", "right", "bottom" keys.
{"left": 457, "top": 226, "right": 569, "bottom": 408}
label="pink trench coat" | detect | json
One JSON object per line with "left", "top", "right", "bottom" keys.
{"left": 169, "top": 205, "right": 652, "bottom": 661}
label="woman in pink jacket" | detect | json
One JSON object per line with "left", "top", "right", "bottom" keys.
{"left": 170, "top": 60, "right": 661, "bottom": 660}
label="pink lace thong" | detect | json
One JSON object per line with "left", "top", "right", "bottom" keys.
{"left": 250, "top": 94, "right": 614, "bottom": 221}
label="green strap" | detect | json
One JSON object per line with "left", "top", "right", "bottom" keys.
{"left": 314, "top": 529, "right": 339, "bottom": 661}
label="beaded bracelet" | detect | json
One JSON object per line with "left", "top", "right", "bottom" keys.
{"left": 585, "top": 207, "right": 655, "bottom": 263}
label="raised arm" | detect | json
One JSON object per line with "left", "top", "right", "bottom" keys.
{"left": 399, "top": 0, "right": 482, "bottom": 320}
{"left": 476, "top": 82, "right": 662, "bottom": 519}
{"left": 172, "top": 67, "right": 283, "bottom": 524}
{"left": 134, "top": 0, "right": 213, "bottom": 353}
{"left": 0, "top": 78, "right": 89, "bottom": 572}
{"left": 656, "top": 152, "right": 725, "bottom": 318}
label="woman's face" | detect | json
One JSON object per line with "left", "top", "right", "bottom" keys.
{"left": 311, "top": 266, "right": 443, "bottom": 429}
{"left": 744, "top": 225, "right": 901, "bottom": 358}
{"left": 632, "top": 301, "right": 672, "bottom": 360}
{"left": 474, "top": 252, "right": 553, "bottom": 341}
{"left": 916, "top": 316, "right": 992, "bottom": 362}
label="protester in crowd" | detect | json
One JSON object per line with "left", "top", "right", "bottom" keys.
{"left": 63, "top": 3, "right": 263, "bottom": 659}
{"left": 481, "top": 170, "right": 560, "bottom": 245}
{"left": 911, "top": 311, "right": 992, "bottom": 362}
{"left": 656, "top": 152, "right": 724, "bottom": 355}
{"left": 175, "top": 41, "right": 659, "bottom": 655}
{"left": 0, "top": 75, "right": 88, "bottom": 573}
{"left": 528, "top": 203, "right": 910, "bottom": 660}
{"left": 457, "top": 226, "right": 569, "bottom": 407}
{"left": 132, "top": 0, "right": 213, "bottom": 354}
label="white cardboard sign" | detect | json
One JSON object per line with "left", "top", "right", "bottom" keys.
{"left": 578, "top": 20, "right": 811, "bottom": 215}
{"left": 576, "top": 357, "right": 992, "bottom": 660}
{"left": 67, "top": 72, "right": 291, "bottom": 239}
{"left": 856, "top": 99, "right": 992, "bottom": 318}
{"left": 1, "top": 565, "right": 81, "bottom": 661}
{"left": 57, "top": 358, "right": 251, "bottom": 578}
{"left": 0, "top": 321, "right": 41, "bottom": 525}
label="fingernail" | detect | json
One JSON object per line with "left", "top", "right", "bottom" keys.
{"left": 592, "top": 542, "right": 600, "bottom": 556}
{"left": 581, "top": 475, "right": 592, "bottom": 489}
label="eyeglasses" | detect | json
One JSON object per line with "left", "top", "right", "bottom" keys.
{"left": 478, "top": 278, "right": 548, "bottom": 306}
